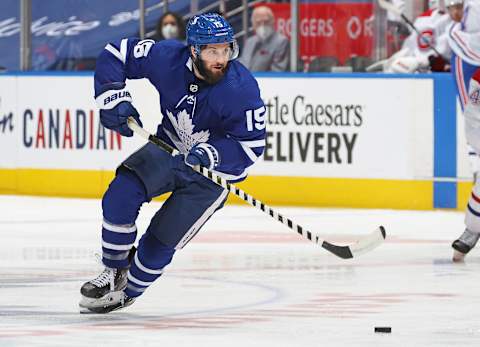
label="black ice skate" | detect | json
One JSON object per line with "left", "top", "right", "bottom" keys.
{"left": 79, "top": 247, "right": 136, "bottom": 313}
{"left": 80, "top": 266, "right": 128, "bottom": 298}
{"left": 79, "top": 266, "right": 129, "bottom": 313}
{"left": 452, "top": 229, "right": 480, "bottom": 262}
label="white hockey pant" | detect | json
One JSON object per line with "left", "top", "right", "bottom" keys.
{"left": 465, "top": 77, "right": 480, "bottom": 177}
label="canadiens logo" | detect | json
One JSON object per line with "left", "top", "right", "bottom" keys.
{"left": 417, "top": 29, "right": 434, "bottom": 50}
{"left": 470, "top": 89, "right": 480, "bottom": 105}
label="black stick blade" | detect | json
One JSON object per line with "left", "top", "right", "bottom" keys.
{"left": 321, "top": 241, "right": 354, "bottom": 259}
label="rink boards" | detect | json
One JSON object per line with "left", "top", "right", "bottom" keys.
{"left": 0, "top": 72, "right": 469, "bottom": 209}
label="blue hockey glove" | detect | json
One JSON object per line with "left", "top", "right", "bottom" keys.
{"left": 96, "top": 82, "right": 143, "bottom": 137}
{"left": 185, "top": 143, "right": 220, "bottom": 170}
{"left": 100, "top": 102, "right": 142, "bottom": 137}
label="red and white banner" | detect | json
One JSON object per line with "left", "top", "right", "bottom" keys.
{"left": 265, "top": 3, "right": 374, "bottom": 65}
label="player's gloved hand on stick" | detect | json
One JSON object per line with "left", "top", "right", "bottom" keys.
{"left": 101, "top": 102, "right": 142, "bottom": 137}
{"left": 428, "top": 54, "right": 449, "bottom": 72}
{"left": 185, "top": 143, "right": 220, "bottom": 170}
{"left": 96, "top": 82, "right": 143, "bottom": 137}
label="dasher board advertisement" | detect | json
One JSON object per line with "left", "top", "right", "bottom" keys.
{"left": 252, "top": 76, "right": 433, "bottom": 180}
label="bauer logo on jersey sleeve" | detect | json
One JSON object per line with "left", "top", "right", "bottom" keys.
{"left": 95, "top": 88, "right": 133, "bottom": 110}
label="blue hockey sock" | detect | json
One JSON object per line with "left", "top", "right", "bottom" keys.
{"left": 101, "top": 168, "right": 147, "bottom": 268}
{"left": 125, "top": 232, "right": 175, "bottom": 298}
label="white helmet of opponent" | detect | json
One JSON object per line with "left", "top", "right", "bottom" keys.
{"left": 445, "top": 0, "right": 464, "bottom": 6}
{"left": 429, "top": 0, "right": 451, "bottom": 11}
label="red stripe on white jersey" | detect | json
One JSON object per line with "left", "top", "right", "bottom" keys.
{"left": 471, "top": 192, "right": 480, "bottom": 204}
{"left": 456, "top": 56, "right": 468, "bottom": 108}
{"left": 453, "top": 31, "right": 480, "bottom": 62}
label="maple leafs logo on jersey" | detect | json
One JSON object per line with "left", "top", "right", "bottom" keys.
{"left": 166, "top": 109, "right": 210, "bottom": 153}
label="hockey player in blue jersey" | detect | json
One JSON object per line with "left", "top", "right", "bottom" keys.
{"left": 79, "top": 13, "right": 266, "bottom": 313}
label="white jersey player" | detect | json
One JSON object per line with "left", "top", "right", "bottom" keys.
{"left": 386, "top": 0, "right": 452, "bottom": 73}
{"left": 447, "top": 0, "right": 480, "bottom": 261}
{"left": 453, "top": 69, "right": 480, "bottom": 261}
{"left": 447, "top": 0, "right": 480, "bottom": 68}
{"left": 448, "top": 0, "right": 480, "bottom": 177}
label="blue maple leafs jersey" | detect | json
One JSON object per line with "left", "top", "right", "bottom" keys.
{"left": 94, "top": 38, "right": 266, "bottom": 182}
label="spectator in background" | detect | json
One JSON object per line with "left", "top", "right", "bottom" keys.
{"left": 386, "top": 0, "right": 410, "bottom": 55}
{"left": 239, "top": 6, "right": 289, "bottom": 72}
{"left": 155, "top": 12, "right": 186, "bottom": 42}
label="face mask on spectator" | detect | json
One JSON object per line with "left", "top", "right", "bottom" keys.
{"left": 162, "top": 24, "right": 179, "bottom": 39}
{"left": 256, "top": 25, "right": 273, "bottom": 41}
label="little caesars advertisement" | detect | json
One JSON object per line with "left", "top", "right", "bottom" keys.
{"left": 252, "top": 77, "right": 433, "bottom": 180}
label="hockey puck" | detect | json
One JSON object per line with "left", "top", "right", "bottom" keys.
{"left": 374, "top": 327, "right": 391, "bottom": 333}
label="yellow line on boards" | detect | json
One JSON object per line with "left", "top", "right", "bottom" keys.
{"left": 235, "top": 175, "right": 433, "bottom": 210}
{"left": 0, "top": 169, "right": 434, "bottom": 210}
{"left": 457, "top": 181, "right": 473, "bottom": 211}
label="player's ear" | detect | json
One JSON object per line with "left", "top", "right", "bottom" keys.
{"left": 190, "top": 46, "right": 197, "bottom": 59}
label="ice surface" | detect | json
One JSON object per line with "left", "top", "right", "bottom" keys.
{"left": 0, "top": 196, "right": 479, "bottom": 346}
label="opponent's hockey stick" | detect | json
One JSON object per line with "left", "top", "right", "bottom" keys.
{"left": 365, "top": 58, "right": 391, "bottom": 72}
{"left": 377, "top": 0, "right": 443, "bottom": 57}
{"left": 127, "top": 117, "right": 386, "bottom": 259}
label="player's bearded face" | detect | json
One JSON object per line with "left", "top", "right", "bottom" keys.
{"left": 195, "top": 43, "right": 230, "bottom": 84}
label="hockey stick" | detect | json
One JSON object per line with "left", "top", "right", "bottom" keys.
{"left": 377, "top": 0, "right": 443, "bottom": 57}
{"left": 365, "top": 58, "right": 390, "bottom": 72}
{"left": 127, "top": 117, "right": 386, "bottom": 259}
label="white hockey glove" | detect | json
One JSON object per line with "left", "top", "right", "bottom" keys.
{"left": 386, "top": 55, "right": 429, "bottom": 74}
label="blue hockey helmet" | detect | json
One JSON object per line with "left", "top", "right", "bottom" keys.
{"left": 187, "top": 13, "right": 239, "bottom": 60}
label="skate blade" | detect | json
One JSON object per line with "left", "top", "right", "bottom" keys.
{"left": 452, "top": 250, "right": 466, "bottom": 263}
{"left": 79, "top": 306, "right": 99, "bottom": 314}
{"left": 78, "top": 291, "right": 124, "bottom": 312}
